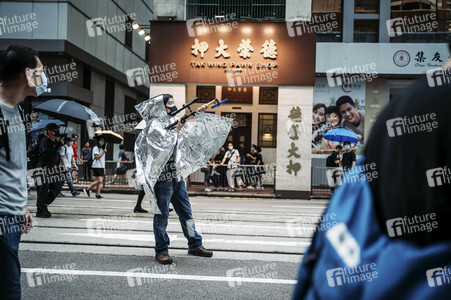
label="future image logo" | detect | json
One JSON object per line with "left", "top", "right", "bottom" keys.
{"left": 326, "top": 64, "right": 378, "bottom": 88}
{"left": 326, "top": 168, "right": 343, "bottom": 187}
{"left": 426, "top": 166, "right": 451, "bottom": 187}
{"left": 386, "top": 14, "right": 438, "bottom": 37}
{"left": 186, "top": 14, "right": 238, "bottom": 37}
{"left": 426, "top": 267, "right": 451, "bottom": 287}
{"left": 326, "top": 264, "right": 378, "bottom": 287}
{"left": 126, "top": 64, "right": 178, "bottom": 87}
{"left": 126, "top": 264, "right": 177, "bottom": 287}
{"left": 0, "top": 13, "right": 38, "bottom": 36}
{"left": 386, "top": 113, "right": 438, "bottom": 137}
{"left": 286, "top": 14, "right": 338, "bottom": 37}
{"left": 86, "top": 13, "right": 136, "bottom": 37}
{"left": 126, "top": 67, "right": 147, "bottom": 87}
{"left": 386, "top": 213, "right": 438, "bottom": 237}
{"left": 426, "top": 67, "right": 451, "bottom": 87}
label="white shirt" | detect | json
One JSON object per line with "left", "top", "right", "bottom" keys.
{"left": 59, "top": 144, "right": 74, "bottom": 169}
{"left": 92, "top": 146, "right": 105, "bottom": 168}
{"left": 225, "top": 149, "right": 240, "bottom": 169}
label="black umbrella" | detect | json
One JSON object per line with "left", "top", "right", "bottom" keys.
{"left": 33, "top": 99, "right": 102, "bottom": 125}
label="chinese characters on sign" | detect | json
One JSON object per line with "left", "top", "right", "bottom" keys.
{"left": 287, "top": 106, "right": 302, "bottom": 176}
{"left": 221, "top": 86, "right": 253, "bottom": 104}
{"left": 191, "top": 39, "right": 277, "bottom": 60}
{"left": 192, "top": 38, "right": 209, "bottom": 58}
{"left": 415, "top": 51, "right": 443, "bottom": 63}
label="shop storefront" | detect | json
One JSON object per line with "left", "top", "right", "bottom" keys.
{"left": 145, "top": 21, "right": 316, "bottom": 198}
{"left": 311, "top": 42, "right": 450, "bottom": 196}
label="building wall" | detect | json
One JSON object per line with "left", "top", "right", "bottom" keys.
{"left": 285, "top": 0, "right": 312, "bottom": 20}
{"left": 66, "top": 0, "right": 151, "bottom": 82}
{"left": 153, "top": 0, "right": 185, "bottom": 20}
{"left": 275, "top": 86, "right": 312, "bottom": 197}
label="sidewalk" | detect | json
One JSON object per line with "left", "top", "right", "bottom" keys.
{"left": 64, "top": 182, "right": 277, "bottom": 198}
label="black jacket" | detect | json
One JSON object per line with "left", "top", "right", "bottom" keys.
{"left": 38, "top": 137, "right": 62, "bottom": 168}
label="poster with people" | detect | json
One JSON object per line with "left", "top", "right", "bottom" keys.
{"left": 312, "top": 78, "right": 365, "bottom": 154}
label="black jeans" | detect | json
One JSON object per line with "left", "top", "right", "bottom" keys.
{"left": 36, "top": 181, "right": 64, "bottom": 210}
{"left": 83, "top": 163, "right": 92, "bottom": 180}
{"left": 136, "top": 190, "right": 145, "bottom": 208}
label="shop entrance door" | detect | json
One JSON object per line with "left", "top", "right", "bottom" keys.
{"left": 221, "top": 113, "right": 252, "bottom": 155}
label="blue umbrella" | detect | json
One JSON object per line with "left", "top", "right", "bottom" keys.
{"left": 323, "top": 128, "right": 359, "bottom": 144}
{"left": 30, "top": 119, "right": 65, "bottom": 132}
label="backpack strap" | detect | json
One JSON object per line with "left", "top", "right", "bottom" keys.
{"left": 0, "top": 108, "right": 11, "bottom": 161}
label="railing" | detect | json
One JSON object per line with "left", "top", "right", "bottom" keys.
{"left": 72, "top": 160, "right": 135, "bottom": 187}
{"left": 72, "top": 161, "right": 275, "bottom": 189}
{"left": 186, "top": 0, "right": 286, "bottom": 21}
{"left": 311, "top": 166, "right": 336, "bottom": 197}
{"left": 189, "top": 163, "right": 276, "bottom": 188}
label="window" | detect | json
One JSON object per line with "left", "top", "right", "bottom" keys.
{"left": 221, "top": 86, "right": 252, "bottom": 104}
{"left": 354, "top": 20, "right": 379, "bottom": 42}
{"left": 196, "top": 86, "right": 216, "bottom": 103}
{"left": 145, "top": 42, "right": 150, "bottom": 63}
{"left": 259, "top": 87, "right": 278, "bottom": 105}
{"left": 82, "top": 67, "right": 91, "bottom": 90}
{"left": 123, "top": 96, "right": 137, "bottom": 152}
{"left": 312, "top": 0, "right": 343, "bottom": 42}
{"left": 258, "top": 113, "right": 277, "bottom": 148}
{"left": 390, "top": 0, "right": 450, "bottom": 42}
{"left": 125, "top": 16, "right": 133, "bottom": 48}
{"left": 355, "top": 0, "right": 379, "bottom": 14}
{"left": 104, "top": 78, "right": 115, "bottom": 160}
{"left": 186, "top": 0, "right": 286, "bottom": 21}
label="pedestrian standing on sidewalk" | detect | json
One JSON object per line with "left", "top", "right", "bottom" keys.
{"left": 84, "top": 137, "right": 106, "bottom": 199}
{"left": 59, "top": 136, "right": 80, "bottom": 197}
{"left": 254, "top": 145, "right": 265, "bottom": 189}
{"left": 0, "top": 45, "right": 40, "bottom": 299}
{"left": 80, "top": 141, "right": 92, "bottom": 181}
{"left": 214, "top": 147, "right": 227, "bottom": 189}
{"left": 220, "top": 142, "right": 242, "bottom": 191}
{"left": 341, "top": 141, "right": 356, "bottom": 172}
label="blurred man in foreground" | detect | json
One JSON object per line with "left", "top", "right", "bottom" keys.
{"left": 0, "top": 45, "right": 40, "bottom": 299}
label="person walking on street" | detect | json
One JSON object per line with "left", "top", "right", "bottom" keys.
{"left": 80, "top": 141, "right": 92, "bottom": 181}
{"left": 0, "top": 45, "right": 36, "bottom": 299}
{"left": 27, "top": 134, "right": 46, "bottom": 196}
{"left": 220, "top": 143, "right": 241, "bottom": 191}
{"left": 71, "top": 134, "right": 80, "bottom": 183}
{"left": 36, "top": 123, "right": 65, "bottom": 217}
{"left": 59, "top": 136, "right": 79, "bottom": 197}
{"left": 134, "top": 190, "right": 174, "bottom": 213}
{"left": 84, "top": 137, "right": 106, "bottom": 199}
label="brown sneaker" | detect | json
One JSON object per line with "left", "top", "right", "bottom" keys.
{"left": 155, "top": 253, "right": 173, "bottom": 265}
{"left": 188, "top": 246, "right": 213, "bottom": 257}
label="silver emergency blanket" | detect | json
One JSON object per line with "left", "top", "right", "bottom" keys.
{"left": 134, "top": 95, "right": 233, "bottom": 214}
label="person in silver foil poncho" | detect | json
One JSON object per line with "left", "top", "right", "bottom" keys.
{"left": 134, "top": 94, "right": 233, "bottom": 265}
